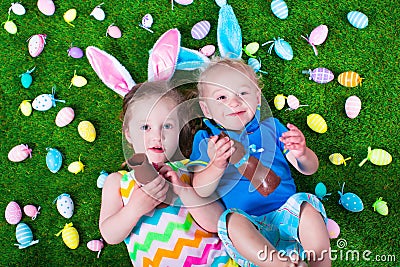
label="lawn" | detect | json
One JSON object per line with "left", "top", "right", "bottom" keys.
{"left": 0, "top": 0, "right": 398, "bottom": 266}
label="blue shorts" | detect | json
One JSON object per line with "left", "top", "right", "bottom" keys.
{"left": 217, "top": 193, "right": 327, "bottom": 267}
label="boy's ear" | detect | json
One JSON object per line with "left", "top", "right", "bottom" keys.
{"left": 199, "top": 100, "right": 212, "bottom": 119}
{"left": 257, "top": 90, "right": 261, "bottom": 106}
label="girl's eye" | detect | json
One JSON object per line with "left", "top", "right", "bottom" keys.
{"left": 239, "top": 91, "right": 249, "bottom": 96}
{"left": 163, "top": 123, "right": 173, "bottom": 129}
{"left": 140, "top": 125, "right": 150, "bottom": 131}
{"left": 216, "top": 95, "right": 226, "bottom": 100}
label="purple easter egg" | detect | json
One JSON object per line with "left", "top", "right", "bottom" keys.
{"left": 191, "top": 20, "right": 211, "bottom": 40}
{"left": 68, "top": 46, "right": 84, "bottom": 58}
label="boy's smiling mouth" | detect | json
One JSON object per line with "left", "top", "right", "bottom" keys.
{"left": 227, "top": 110, "right": 246, "bottom": 117}
{"left": 148, "top": 146, "right": 164, "bottom": 153}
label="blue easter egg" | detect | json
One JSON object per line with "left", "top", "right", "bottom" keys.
{"left": 97, "top": 170, "right": 109, "bottom": 188}
{"left": 338, "top": 192, "right": 364, "bottom": 212}
{"left": 248, "top": 58, "right": 261, "bottom": 72}
{"left": 32, "top": 94, "right": 53, "bottom": 111}
{"left": 55, "top": 193, "right": 74, "bottom": 219}
{"left": 46, "top": 147, "right": 63, "bottom": 173}
{"left": 15, "top": 222, "right": 39, "bottom": 249}
{"left": 315, "top": 182, "right": 327, "bottom": 200}
{"left": 21, "top": 73, "right": 33, "bottom": 88}
{"left": 271, "top": 0, "right": 288, "bottom": 19}
{"left": 347, "top": 11, "right": 368, "bottom": 29}
{"left": 274, "top": 38, "right": 293, "bottom": 60}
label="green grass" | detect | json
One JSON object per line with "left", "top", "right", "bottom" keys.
{"left": 1, "top": 0, "right": 398, "bottom": 266}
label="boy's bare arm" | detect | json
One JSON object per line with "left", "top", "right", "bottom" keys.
{"left": 192, "top": 164, "right": 226, "bottom": 197}
{"left": 286, "top": 147, "right": 319, "bottom": 175}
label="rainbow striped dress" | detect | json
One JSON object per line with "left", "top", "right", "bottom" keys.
{"left": 120, "top": 163, "right": 236, "bottom": 267}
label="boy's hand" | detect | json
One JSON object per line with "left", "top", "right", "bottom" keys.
{"left": 279, "top": 123, "right": 307, "bottom": 158}
{"left": 207, "top": 135, "right": 235, "bottom": 169}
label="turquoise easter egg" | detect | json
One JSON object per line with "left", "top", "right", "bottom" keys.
{"left": 347, "top": 11, "right": 368, "bottom": 29}
{"left": 315, "top": 182, "right": 327, "bottom": 200}
{"left": 338, "top": 192, "right": 363, "bottom": 212}
{"left": 46, "top": 147, "right": 63, "bottom": 173}
{"left": 271, "top": 0, "right": 288, "bottom": 19}
{"left": 20, "top": 67, "right": 36, "bottom": 89}
{"left": 97, "top": 170, "right": 109, "bottom": 188}
{"left": 15, "top": 223, "right": 39, "bottom": 249}
{"left": 274, "top": 38, "right": 293, "bottom": 60}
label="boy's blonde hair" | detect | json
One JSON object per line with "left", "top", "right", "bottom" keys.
{"left": 197, "top": 57, "right": 263, "bottom": 96}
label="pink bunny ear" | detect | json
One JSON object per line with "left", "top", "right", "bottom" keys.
{"left": 86, "top": 46, "right": 135, "bottom": 97}
{"left": 148, "top": 29, "right": 180, "bottom": 81}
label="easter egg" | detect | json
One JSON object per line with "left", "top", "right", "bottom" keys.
{"left": 307, "top": 114, "right": 327, "bottom": 133}
{"left": 339, "top": 192, "right": 363, "bottom": 212}
{"left": 90, "top": 4, "right": 105, "bottom": 21}
{"left": 5, "top": 201, "right": 22, "bottom": 225}
{"left": 56, "top": 223, "right": 79, "bottom": 249}
{"left": 274, "top": 94, "right": 286, "bottom": 110}
{"left": 302, "top": 68, "right": 334, "bottom": 84}
{"left": 359, "top": 147, "right": 392, "bottom": 167}
{"left": 200, "top": 44, "right": 216, "bottom": 57}
{"left": 20, "top": 67, "right": 36, "bottom": 89}
{"left": 15, "top": 223, "right": 39, "bottom": 249}
{"left": 247, "top": 58, "right": 267, "bottom": 74}
{"left": 345, "top": 95, "right": 361, "bottom": 119}
{"left": 107, "top": 24, "right": 122, "bottom": 38}
{"left": 32, "top": 94, "right": 53, "bottom": 111}
{"left": 347, "top": 11, "right": 368, "bottom": 29}
{"left": 28, "top": 34, "right": 47, "bottom": 58}
{"left": 326, "top": 218, "right": 340, "bottom": 239}
{"left": 338, "top": 71, "right": 363, "bottom": 87}
{"left": 286, "top": 95, "right": 299, "bottom": 110}
{"left": 68, "top": 159, "right": 85, "bottom": 174}
{"left": 23, "top": 205, "right": 41, "bottom": 220}
{"left": 70, "top": 71, "right": 87, "bottom": 88}
{"left": 243, "top": 42, "right": 259, "bottom": 57}
{"left": 329, "top": 153, "right": 351, "bottom": 166}
{"left": 20, "top": 100, "right": 32, "bottom": 116}
{"left": 78, "top": 121, "right": 96, "bottom": 142}
{"left": 315, "top": 182, "right": 328, "bottom": 200}
{"left": 64, "top": 9, "right": 77, "bottom": 26}
{"left": 372, "top": 197, "right": 388, "bottom": 216}
{"left": 8, "top": 144, "right": 32, "bottom": 162}
{"left": 87, "top": 239, "right": 104, "bottom": 258}
{"left": 97, "top": 170, "right": 109, "bottom": 189}
{"left": 37, "top": 0, "right": 55, "bottom": 16}
{"left": 10, "top": 3, "right": 26, "bottom": 15}
{"left": 271, "top": 0, "right": 288, "bottom": 19}
{"left": 215, "top": 0, "right": 227, "bottom": 7}
{"left": 263, "top": 38, "right": 293, "bottom": 60}
{"left": 46, "top": 147, "right": 63, "bottom": 173}
{"left": 141, "top": 14, "right": 153, "bottom": 28}
{"left": 191, "top": 20, "right": 211, "bottom": 40}
{"left": 68, "top": 46, "right": 84, "bottom": 58}
{"left": 175, "top": 0, "right": 193, "bottom": 5}
{"left": 55, "top": 107, "right": 75, "bottom": 127}
{"left": 302, "top": 25, "right": 328, "bottom": 56}
{"left": 55, "top": 193, "right": 74, "bottom": 218}
{"left": 4, "top": 20, "right": 17, "bottom": 34}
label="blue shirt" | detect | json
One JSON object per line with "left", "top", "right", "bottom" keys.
{"left": 189, "top": 112, "right": 296, "bottom": 216}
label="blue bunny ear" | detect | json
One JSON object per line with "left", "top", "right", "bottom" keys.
{"left": 217, "top": 4, "right": 242, "bottom": 59}
{"left": 176, "top": 47, "right": 210, "bottom": 71}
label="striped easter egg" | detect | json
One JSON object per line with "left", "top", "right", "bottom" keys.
{"left": 274, "top": 94, "right": 286, "bottom": 110}
{"left": 274, "top": 38, "right": 293, "bottom": 60}
{"left": 307, "top": 114, "right": 327, "bottom": 133}
{"left": 78, "top": 121, "right": 96, "bottom": 142}
{"left": 248, "top": 58, "right": 262, "bottom": 73}
{"left": 200, "top": 44, "right": 216, "bottom": 57}
{"left": 15, "top": 223, "right": 39, "bottom": 249}
{"left": 286, "top": 95, "right": 299, "bottom": 110}
{"left": 347, "top": 11, "right": 368, "bottom": 29}
{"left": 338, "top": 71, "right": 363, "bottom": 87}
{"left": 5, "top": 201, "right": 22, "bottom": 225}
{"left": 174, "top": 0, "right": 193, "bottom": 5}
{"left": 56, "top": 223, "right": 79, "bottom": 249}
{"left": 97, "top": 170, "right": 109, "bottom": 188}
{"left": 28, "top": 34, "right": 46, "bottom": 57}
{"left": 345, "top": 95, "right": 361, "bottom": 118}
{"left": 55, "top": 107, "right": 75, "bottom": 127}
{"left": 271, "top": 0, "right": 288, "bottom": 19}
{"left": 306, "top": 68, "right": 334, "bottom": 83}
{"left": 8, "top": 144, "right": 32, "bottom": 162}
{"left": 191, "top": 20, "right": 211, "bottom": 40}
{"left": 329, "top": 153, "right": 351, "bottom": 166}
{"left": 368, "top": 148, "right": 392, "bottom": 166}
{"left": 87, "top": 239, "right": 104, "bottom": 257}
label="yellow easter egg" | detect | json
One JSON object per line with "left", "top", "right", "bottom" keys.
{"left": 68, "top": 160, "right": 84, "bottom": 174}
{"left": 20, "top": 100, "right": 32, "bottom": 116}
{"left": 307, "top": 114, "right": 327, "bottom": 133}
{"left": 63, "top": 9, "right": 77, "bottom": 26}
{"left": 329, "top": 153, "right": 351, "bottom": 166}
{"left": 274, "top": 94, "right": 286, "bottom": 110}
{"left": 56, "top": 223, "right": 79, "bottom": 249}
{"left": 78, "top": 121, "right": 96, "bottom": 142}
{"left": 4, "top": 20, "right": 17, "bottom": 34}
{"left": 71, "top": 75, "right": 87, "bottom": 87}
{"left": 338, "top": 71, "right": 363, "bottom": 87}
{"left": 369, "top": 148, "right": 392, "bottom": 166}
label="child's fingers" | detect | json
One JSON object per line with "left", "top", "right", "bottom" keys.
{"left": 216, "top": 140, "right": 234, "bottom": 155}
{"left": 280, "top": 136, "right": 304, "bottom": 145}
{"left": 158, "top": 164, "right": 172, "bottom": 175}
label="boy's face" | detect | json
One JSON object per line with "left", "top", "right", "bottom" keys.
{"left": 199, "top": 64, "right": 261, "bottom": 131}
{"left": 125, "top": 96, "right": 180, "bottom": 164}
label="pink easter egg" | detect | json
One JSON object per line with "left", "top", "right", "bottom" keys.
{"left": 8, "top": 144, "right": 32, "bottom": 162}
{"left": 37, "top": 0, "right": 55, "bottom": 16}
{"left": 345, "top": 95, "right": 361, "bottom": 119}
{"left": 107, "top": 25, "right": 122, "bottom": 39}
{"left": 28, "top": 34, "right": 47, "bottom": 58}
{"left": 174, "top": 0, "right": 194, "bottom": 5}
{"left": 200, "top": 44, "right": 216, "bottom": 57}
{"left": 308, "top": 24, "right": 328, "bottom": 46}
{"left": 87, "top": 239, "right": 104, "bottom": 258}
{"left": 326, "top": 218, "right": 340, "bottom": 239}
{"left": 287, "top": 95, "right": 300, "bottom": 110}
{"left": 55, "top": 107, "right": 75, "bottom": 127}
{"left": 23, "top": 205, "right": 41, "bottom": 220}
{"left": 191, "top": 20, "right": 211, "bottom": 40}
{"left": 5, "top": 201, "right": 22, "bottom": 225}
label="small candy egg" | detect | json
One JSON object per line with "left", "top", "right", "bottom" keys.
{"left": 359, "top": 147, "right": 392, "bottom": 167}
{"left": 315, "top": 182, "right": 328, "bottom": 200}
{"left": 200, "top": 44, "right": 216, "bottom": 57}
{"left": 90, "top": 3, "right": 105, "bottom": 21}
{"left": 15, "top": 223, "right": 39, "bottom": 249}
{"left": 8, "top": 144, "right": 32, "bottom": 162}
{"left": 174, "top": 0, "right": 193, "bottom": 5}
{"left": 329, "top": 153, "right": 351, "bottom": 166}
{"left": 46, "top": 147, "right": 63, "bottom": 173}
{"left": 141, "top": 14, "right": 153, "bottom": 29}
{"left": 87, "top": 238, "right": 104, "bottom": 258}
{"left": 271, "top": 0, "right": 288, "bottom": 19}
{"left": 215, "top": 0, "right": 227, "bottom": 7}
{"left": 78, "top": 121, "right": 96, "bottom": 142}
{"left": 345, "top": 95, "right": 361, "bottom": 119}
{"left": 68, "top": 46, "right": 84, "bottom": 59}
{"left": 243, "top": 42, "right": 259, "bottom": 57}
{"left": 20, "top": 67, "right": 36, "bottom": 89}
{"left": 37, "top": 0, "right": 55, "bottom": 16}
{"left": 347, "top": 11, "right": 368, "bottom": 29}
{"left": 326, "top": 218, "right": 340, "bottom": 239}
{"left": 55, "top": 107, "right": 75, "bottom": 127}
{"left": 302, "top": 68, "right": 334, "bottom": 84}
{"left": 54, "top": 193, "right": 74, "bottom": 218}
{"left": 68, "top": 158, "right": 85, "bottom": 174}
{"left": 97, "top": 170, "right": 109, "bottom": 189}
{"left": 70, "top": 70, "right": 87, "bottom": 88}
{"left": 56, "top": 223, "right": 79, "bottom": 249}
{"left": 301, "top": 25, "right": 328, "bottom": 56}
{"left": 338, "top": 71, "right": 363, "bottom": 87}
{"left": 3, "top": 20, "right": 17, "bottom": 34}
{"left": 307, "top": 114, "right": 327, "bottom": 133}
{"left": 286, "top": 95, "right": 308, "bottom": 110}
{"left": 10, "top": 3, "right": 26, "bottom": 15}
{"left": 247, "top": 58, "right": 267, "bottom": 74}
{"left": 23, "top": 205, "right": 41, "bottom": 220}
{"left": 28, "top": 34, "right": 47, "bottom": 58}
{"left": 107, "top": 24, "right": 122, "bottom": 38}
{"left": 274, "top": 94, "right": 286, "bottom": 110}
{"left": 372, "top": 197, "right": 388, "bottom": 216}
{"left": 191, "top": 20, "right": 211, "bottom": 40}
{"left": 32, "top": 89, "right": 66, "bottom": 111}
{"left": 338, "top": 183, "right": 363, "bottom": 212}
{"left": 5, "top": 201, "right": 22, "bottom": 225}
{"left": 263, "top": 37, "right": 293, "bottom": 60}
{"left": 19, "top": 100, "right": 32, "bottom": 116}
{"left": 64, "top": 9, "right": 77, "bottom": 27}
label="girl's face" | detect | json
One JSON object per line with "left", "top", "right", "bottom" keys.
{"left": 125, "top": 96, "right": 180, "bottom": 164}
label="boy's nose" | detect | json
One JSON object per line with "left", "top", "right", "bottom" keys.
{"left": 228, "top": 95, "right": 242, "bottom": 107}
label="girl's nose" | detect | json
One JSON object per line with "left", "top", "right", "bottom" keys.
{"left": 228, "top": 95, "right": 242, "bottom": 107}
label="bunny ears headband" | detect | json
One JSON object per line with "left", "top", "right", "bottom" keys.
{"left": 86, "top": 2, "right": 242, "bottom": 97}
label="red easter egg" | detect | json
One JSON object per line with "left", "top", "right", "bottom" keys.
{"left": 8, "top": 144, "right": 32, "bottom": 162}
{"left": 345, "top": 95, "right": 361, "bottom": 119}
{"left": 5, "top": 201, "right": 22, "bottom": 225}
{"left": 55, "top": 107, "right": 75, "bottom": 127}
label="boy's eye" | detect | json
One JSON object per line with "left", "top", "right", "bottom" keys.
{"left": 163, "top": 123, "right": 173, "bottom": 129}
{"left": 240, "top": 91, "right": 249, "bottom": 96}
{"left": 140, "top": 125, "right": 150, "bottom": 131}
{"left": 216, "top": 95, "right": 226, "bottom": 100}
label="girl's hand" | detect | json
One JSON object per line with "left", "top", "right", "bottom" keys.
{"left": 158, "top": 163, "right": 188, "bottom": 195}
{"left": 207, "top": 135, "right": 235, "bottom": 169}
{"left": 279, "top": 123, "right": 307, "bottom": 158}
